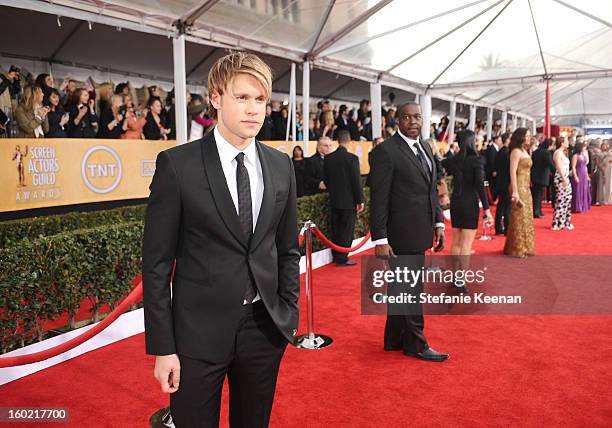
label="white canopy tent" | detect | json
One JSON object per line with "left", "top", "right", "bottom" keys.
{"left": 3, "top": 0, "right": 612, "bottom": 143}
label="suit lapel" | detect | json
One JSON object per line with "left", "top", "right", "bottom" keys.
{"left": 251, "top": 141, "right": 275, "bottom": 251}
{"left": 395, "top": 134, "right": 430, "bottom": 183}
{"left": 200, "top": 134, "right": 247, "bottom": 249}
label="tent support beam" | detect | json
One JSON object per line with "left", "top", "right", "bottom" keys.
{"left": 385, "top": 0, "right": 505, "bottom": 74}
{"left": 273, "top": 66, "right": 293, "bottom": 85}
{"left": 429, "top": 68, "right": 612, "bottom": 91}
{"left": 527, "top": 0, "right": 548, "bottom": 76}
{"left": 426, "top": 0, "right": 513, "bottom": 90}
{"left": 186, "top": 47, "right": 219, "bottom": 78}
{"left": 552, "top": 0, "right": 612, "bottom": 29}
{"left": 0, "top": 51, "right": 189, "bottom": 85}
{"left": 321, "top": 0, "right": 490, "bottom": 57}
{"left": 49, "top": 21, "right": 83, "bottom": 62}
{"left": 311, "top": 0, "right": 394, "bottom": 58}
{"left": 179, "top": 0, "right": 222, "bottom": 28}
{"left": 513, "top": 81, "right": 579, "bottom": 112}
{"left": 306, "top": 0, "right": 336, "bottom": 56}
{"left": 326, "top": 77, "right": 354, "bottom": 99}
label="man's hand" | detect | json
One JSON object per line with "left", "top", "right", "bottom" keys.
{"left": 154, "top": 354, "right": 181, "bottom": 394}
{"left": 356, "top": 203, "right": 365, "bottom": 213}
{"left": 434, "top": 227, "right": 445, "bottom": 252}
{"left": 375, "top": 244, "right": 396, "bottom": 260}
{"left": 318, "top": 181, "right": 327, "bottom": 190}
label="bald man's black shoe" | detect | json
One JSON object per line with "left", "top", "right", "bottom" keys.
{"left": 404, "top": 347, "right": 449, "bottom": 362}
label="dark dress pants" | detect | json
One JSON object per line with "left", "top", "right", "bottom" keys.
{"left": 330, "top": 208, "right": 356, "bottom": 264}
{"left": 384, "top": 253, "right": 428, "bottom": 355}
{"left": 170, "top": 301, "right": 287, "bottom": 428}
{"left": 495, "top": 190, "right": 511, "bottom": 234}
{"left": 531, "top": 184, "right": 546, "bottom": 216}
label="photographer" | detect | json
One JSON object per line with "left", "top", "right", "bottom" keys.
{"left": 97, "top": 94, "right": 127, "bottom": 139}
{"left": 68, "top": 88, "right": 98, "bottom": 138}
{"left": 15, "top": 86, "right": 49, "bottom": 138}
{"left": 45, "top": 88, "right": 69, "bottom": 138}
{"left": 0, "top": 65, "right": 22, "bottom": 108}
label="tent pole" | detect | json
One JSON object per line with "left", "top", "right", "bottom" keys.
{"left": 544, "top": 79, "right": 551, "bottom": 138}
{"left": 501, "top": 110, "right": 508, "bottom": 134}
{"left": 173, "top": 32, "right": 188, "bottom": 145}
{"left": 291, "top": 63, "right": 297, "bottom": 144}
{"left": 486, "top": 107, "right": 493, "bottom": 141}
{"left": 370, "top": 82, "right": 382, "bottom": 139}
{"left": 448, "top": 99, "right": 456, "bottom": 144}
{"left": 512, "top": 115, "right": 518, "bottom": 133}
{"left": 420, "top": 95, "right": 432, "bottom": 140}
{"left": 302, "top": 61, "right": 311, "bottom": 154}
{"left": 468, "top": 105, "right": 477, "bottom": 131}
{"left": 286, "top": 63, "right": 296, "bottom": 142}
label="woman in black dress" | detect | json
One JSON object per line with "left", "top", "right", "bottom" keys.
{"left": 292, "top": 145, "right": 306, "bottom": 197}
{"left": 442, "top": 130, "right": 493, "bottom": 287}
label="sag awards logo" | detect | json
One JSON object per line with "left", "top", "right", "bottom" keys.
{"left": 14, "top": 145, "right": 62, "bottom": 203}
{"left": 81, "top": 145, "right": 123, "bottom": 194}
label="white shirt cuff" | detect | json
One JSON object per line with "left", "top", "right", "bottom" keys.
{"left": 373, "top": 238, "right": 388, "bottom": 245}
{"left": 434, "top": 222, "right": 445, "bottom": 230}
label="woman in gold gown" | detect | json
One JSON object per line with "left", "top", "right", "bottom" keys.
{"left": 504, "top": 128, "right": 535, "bottom": 258}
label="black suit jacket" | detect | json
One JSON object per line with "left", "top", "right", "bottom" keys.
{"left": 369, "top": 133, "right": 443, "bottom": 254}
{"left": 484, "top": 145, "right": 499, "bottom": 181}
{"left": 531, "top": 147, "right": 555, "bottom": 186}
{"left": 323, "top": 146, "right": 363, "bottom": 210}
{"left": 142, "top": 132, "right": 300, "bottom": 363}
{"left": 494, "top": 146, "right": 510, "bottom": 193}
{"left": 303, "top": 153, "right": 325, "bottom": 196}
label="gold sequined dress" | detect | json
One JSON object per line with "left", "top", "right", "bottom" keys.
{"left": 504, "top": 156, "right": 535, "bottom": 258}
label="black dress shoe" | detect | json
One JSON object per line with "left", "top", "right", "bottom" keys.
{"left": 384, "top": 345, "right": 402, "bottom": 351}
{"left": 455, "top": 284, "right": 469, "bottom": 294}
{"left": 336, "top": 260, "right": 357, "bottom": 266}
{"left": 404, "top": 347, "right": 449, "bottom": 362}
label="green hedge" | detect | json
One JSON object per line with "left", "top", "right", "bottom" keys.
{"left": 0, "top": 190, "right": 371, "bottom": 352}
{"left": 0, "top": 205, "right": 146, "bottom": 249}
{"left": 0, "top": 222, "right": 143, "bottom": 352}
{"left": 297, "top": 188, "right": 370, "bottom": 253}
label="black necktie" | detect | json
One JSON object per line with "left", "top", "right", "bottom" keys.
{"left": 414, "top": 142, "right": 430, "bottom": 176}
{"left": 235, "top": 152, "right": 257, "bottom": 303}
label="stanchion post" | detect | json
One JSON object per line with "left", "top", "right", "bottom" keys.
{"left": 296, "top": 221, "right": 333, "bottom": 350}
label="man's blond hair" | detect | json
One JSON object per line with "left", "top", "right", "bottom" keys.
{"left": 207, "top": 52, "right": 272, "bottom": 119}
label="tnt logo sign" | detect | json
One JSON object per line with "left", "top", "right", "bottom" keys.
{"left": 81, "top": 145, "right": 123, "bottom": 194}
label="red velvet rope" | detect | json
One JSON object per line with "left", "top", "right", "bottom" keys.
{"left": 0, "top": 281, "right": 143, "bottom": 368}
{"left": 311, "top": 227, "right": 371, "bottom": 253}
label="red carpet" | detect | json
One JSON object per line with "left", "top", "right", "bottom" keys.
{"left": 2, "top": 203, "right": 612, "bottom": 427}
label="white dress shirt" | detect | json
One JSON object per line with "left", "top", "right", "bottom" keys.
{"left": 372, "top": 131, "right": 444, "bottom": 247}
{"left": 214, "top": 126, "right": 263, "bottom": 303}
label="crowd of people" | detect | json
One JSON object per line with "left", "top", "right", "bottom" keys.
{"left": 0, "top": 65, "right": 215, "bottom": 141}
{"left": 290, "top": 119, "right": 612, "bottom": 268}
